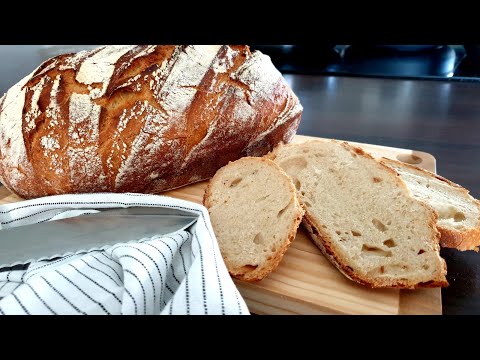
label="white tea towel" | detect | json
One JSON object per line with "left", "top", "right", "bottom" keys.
{"left": 0, "top": 193, "right": 249, "bottom": 315}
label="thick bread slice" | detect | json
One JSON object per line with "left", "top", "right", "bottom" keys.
{"left": 382, "top": 157, "right": 480, "bottom": 251}
{"left": 203, "top": 157, "right": 304, "bottom": 282}
{"left": 269, "top": 140, "right": 448, "bottom": 288}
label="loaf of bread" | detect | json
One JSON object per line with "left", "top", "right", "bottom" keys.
{"left": 269, "top": 140, "right": 448, "bottom": 288}
{"left": 203, "top": 157, "right": 304, "bottom": 281}
{"left": 0, "top": 45, "right": 302, "bottom": 199}
{"left": 382, "top": 157, "right": 480, "bottom": 251}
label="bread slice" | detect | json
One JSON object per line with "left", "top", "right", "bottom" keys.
{"left": 203, "top": 157, "right": 304, "bottom": 281}
{"left": 381, "top": 157, "right": 480, "bottom": 251}
{"left": 268, "top": 140, "right": 448, "bottom": 288}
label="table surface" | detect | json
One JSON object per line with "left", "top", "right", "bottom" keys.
{"left": 285, "top": 74, "right": 480, "bottom": 315}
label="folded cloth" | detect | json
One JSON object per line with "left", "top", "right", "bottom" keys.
{"left": 0, "top": 193, "right": 249, "bottom": 315}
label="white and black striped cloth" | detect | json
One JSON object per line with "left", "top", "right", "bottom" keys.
{"left": 0, "top": 193, "right": 249, "bottom": 315}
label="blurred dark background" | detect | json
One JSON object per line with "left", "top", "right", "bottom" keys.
{"left": 250, "top": 45, "right": 480, "bottom": 80}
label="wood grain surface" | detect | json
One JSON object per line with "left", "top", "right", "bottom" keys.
{"left": 0, "top": 135, "right": 442, "bottom": 314}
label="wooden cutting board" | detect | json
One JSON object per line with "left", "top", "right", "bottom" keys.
{"left": 0, "top": 135, "right": 442, "bottom": 314}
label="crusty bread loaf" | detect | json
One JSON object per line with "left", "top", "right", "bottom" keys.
{"left": 203, "top": 157, "right": 304, "bottom": 281}
{"left": 0, "top": 45, "right": 302, "bottom": 199}
{"left": 269, "top": 140, "right": 448, "bottom": 289}
{"left": 382, "top": 157, "right": 480, "bottom": 251}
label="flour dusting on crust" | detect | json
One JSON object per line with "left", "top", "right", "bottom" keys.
{"left": 24, "top": 76, "right": 48, "bottom": 132}
{"left": 0, "top": 71, "right": 35, "bottom": 189}
{"left": 76, "top": 45, "right": 137, "bottom": 98}
{"left": 231, "top": 51, "right": 282, "bottom": 102}
{"left": 115, "top": 45, "right": 222, "bottom": 188}
{"left": 154, "top": 45, "right": 222, "bottom": 115}
{"left": 67, "top": 93, "right": 106, "bottom": 190}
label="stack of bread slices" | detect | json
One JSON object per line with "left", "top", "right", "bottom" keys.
{"left": 204, "top": 139, "right": 480, "bottom": 289}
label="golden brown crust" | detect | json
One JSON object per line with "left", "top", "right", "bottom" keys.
{"left": 203, "top": 157, "right": 304, "bottom": 282}
{"left": 381, "top": 157, "right": 480, "bottom": 251}
{"left": 0, "top": 45, "right": 302, "bottom": 199}
{"left": 436, "top": 225, "right": 480, "bottom": 252}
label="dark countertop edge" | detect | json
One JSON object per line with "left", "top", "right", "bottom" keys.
{"left": 282, "top": 71, "right": 480, "bottom": 83}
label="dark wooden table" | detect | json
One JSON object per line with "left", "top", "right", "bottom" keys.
{"left": 285, "top": 74, "right": 480, "bottom": 315}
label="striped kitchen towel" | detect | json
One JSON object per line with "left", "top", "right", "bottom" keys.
{"left": 0, "top": 193, "right": 249, "bottom": 315}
